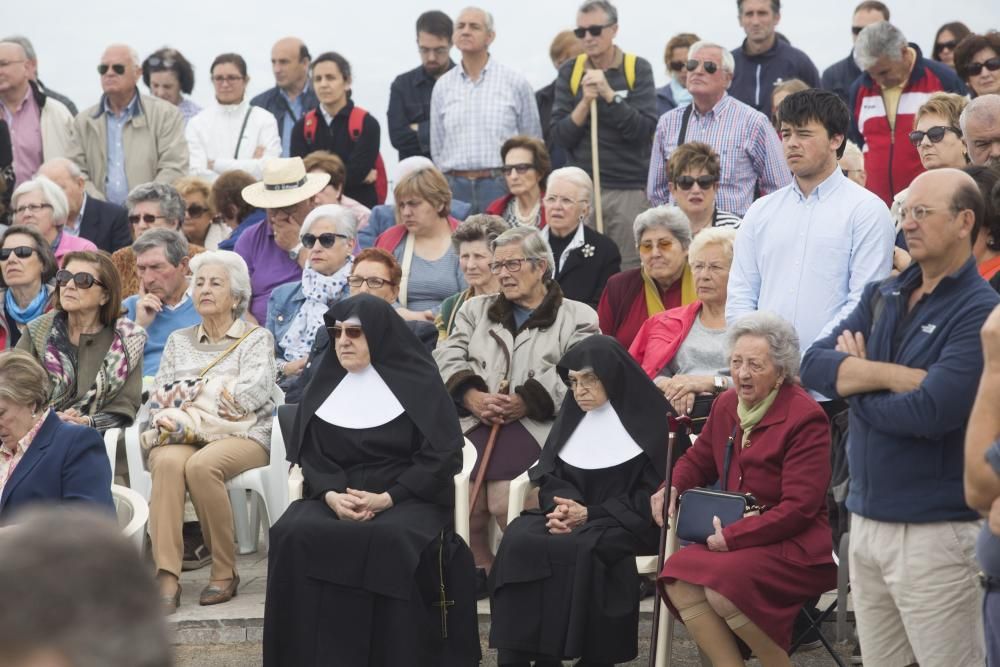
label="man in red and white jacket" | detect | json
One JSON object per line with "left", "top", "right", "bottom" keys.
{"left": 848, "top": 21, "right": 966, "bottom": 207}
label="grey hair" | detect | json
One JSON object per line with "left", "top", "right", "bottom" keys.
{"left": 41, "top": 156, "right": 84, "bottom": 180}
{"left": 633, "top": 205, "right": 693, "bottom": 248}
{"left": 959, "top": 94, "right": 1000, "bottom": 136}
{"left": 459, "top": 6, "right": 495, "bottom": 32}
{"left": 579, "top": 0, "right": 618, "bottom": 25}
{"left": 491, "top": 227, "right": 556, "bottom": 280}
{"left": 0, "top": 36, "right": 32, "bottom": 61}
{"left": 132, "top": 228, "right": 189, "bottom": 267}
{"left": 300, "top": 204, "right": 357, "bottom": 240}
{"left": 688, "top": 226, "right": 737, "bottom": 265}
{"left": 547, "top": 166, "right": 594, "bottom": 206}
{"left": 11, "top": 175, "right": 69, "bottom": 223}
{"left": 189, "top": 250, "right": 252, "bottom": 318}
{"left": 727, "top": 311, "right": 801, "bottom": 378}
{"left": 853, "top": 21, "right": 907, "bottom": 71}
{"left": 451, "top": 214, "right": 509, "bottom": 252}
{"left": 688, "top": 40, "right": 736, "bottom": 77}
{"left": 125, "top": 182, "right": 185, "bottom": 228}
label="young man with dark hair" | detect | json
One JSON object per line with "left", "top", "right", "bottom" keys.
{"left": 821, "top": 1, "right": 891, "bottom": 105}
{"left": 729, "top": 0, "right": 820, "bottom": 113}
{"left": 728, "top": 88, "right": 895, "bottom": 405}
{"left": 387, "top": 10, "right": 455, "bottom": 160}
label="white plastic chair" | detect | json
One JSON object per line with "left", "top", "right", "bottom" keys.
{"left": 112, "top": 483, "right": 149, "bottom": 552}
{"left": 103, "top": 427, "right": 120, "bottom": 472}
{"left": 507, "top": 468, "right": 678, "bottom": 666}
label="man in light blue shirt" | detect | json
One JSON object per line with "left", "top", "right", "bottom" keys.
{"left": 727, "top": 88, "right": 894, "bottom": 390}
{"left": 104, "top": 93, "right": 140, "bottom": 206}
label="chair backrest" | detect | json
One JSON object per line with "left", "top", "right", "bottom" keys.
{"left": 269, "top": 385, "right": 286, "bottom": 466}
{"left": 111, "top": 484, "right": 149, "bottom": 550}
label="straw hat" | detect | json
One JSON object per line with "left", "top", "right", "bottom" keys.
{"left": 241, "top": 157, "right": 331, "bottom": 209}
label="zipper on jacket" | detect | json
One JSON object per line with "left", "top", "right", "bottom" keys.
{"left": 888, "top": 132, "right": 895, "bottom": 198}
{"left": 755, "top": 65, "right": 762, "bottom": 108}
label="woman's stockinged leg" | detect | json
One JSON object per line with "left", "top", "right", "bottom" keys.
{"left": 470, "top": 485, "right": 495, "bottom": 570}
{"left": 704, "top": 587, "right": 791, "bottom": 667}
{"left": 666, "top": 580, "right": 744, "bottom": 666}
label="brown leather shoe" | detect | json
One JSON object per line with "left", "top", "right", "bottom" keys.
{"left": 199, "top": 574, "right": 240, "bottom": 606}
{"left": 162, "top": 584, "right": 181, "bottom": 615}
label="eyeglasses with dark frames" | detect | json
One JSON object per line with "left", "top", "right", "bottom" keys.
{"left": 964, "top": 57, "right": 1000, "bottom": 78}
{"left": 55, "top": 270, "right": 106, "bottom": 289}
{"left": 301, "top": 233, "right": 347, "bottom": 249}
{"left": 347, "top": 276, "right": 396, "bottom": 289}
{"left": 674, "top": 175, "right": 718, "bottom": 191}
{"left": 328, "top": 325, "right": 364, "bottom": 339}
{"left": 97, "top": 63, "right": 127, "bottom": 76}
{"left": 13, "top": 203, "right": 53, "bottom": 216}
{"left": 0, "top": 246, "right": 37, "bottom": 261}
{"left": 489, "top": 258, "right": 537, "bottom": 274}
{"left": 128, "top": 213, "right": 169, "bottom": 225}
{"left": 573, "top": 22, "right": 616, "bottom": 38}
{"left": 908, "top": 126, "right": 962, "bottom": 147}
{"left": 686, "top": 59, "right": 719, "bottom": 75}
{"left": 501, "top": 163, "right": 534, "bottom": 176}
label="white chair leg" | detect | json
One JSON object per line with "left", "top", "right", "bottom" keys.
{"left": 230, "top": 488, "right": 257, "bottom": 555}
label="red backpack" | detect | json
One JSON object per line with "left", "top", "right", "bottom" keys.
{"left": 302, "top": 105, "right": 387, "bottom": 204}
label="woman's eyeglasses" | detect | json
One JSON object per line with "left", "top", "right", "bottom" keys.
{"left": 56, "top": 270, "right": 106, "bottom": 289}
{"left": 301, "top": 233, "right": 347, "bottom": 249}
{"left": 186, "top": 204, "right": 210, "bottom": 218}
{"left": 638, "top": 238, "right": 676, "bottom": 254}
{"left": 12, "top": 203, "right": 53, "bottom": 215}
{"left": 686, "top": 59, "right": 719, "bottom": 74}
{"left": 328, "top": 325, "right": 363, "bottom": 339}
{"left": 573, "top": 23, "right": 615, "bottom": 38}
{"left": 674, "top": 175, "right": 718, "bottom": 191}
{"left": 668, "top": 60, "right": 686, "bottom": 72}
{"left": 128, "top": 213, "right": 168, "bottom": 225}
{"left": 212, "top": 75, "right": 245, "bottom": 85}
{"left": 935, "top": 40, "right": 958, "bottom": 52}
{"left": 0, "top": 246, "right": 37, "bottom": 261}
{"left": 908, "top": 126, "right": 962, "bottom": 147}
{"left": 97, "top": 63, "right": 126, "bottom": 76}
{"left": 489, "top": 258, "right": 536, "bottom": 274}
{"left": 347, "top": 276, "right": 394, "bottom": 289}
{"left": 567, "top": 375, "right": 599, "bottom": 391}
{"left": 964, "top": 57, "right": 1000, "bottom": 78}
{"left": 501, "top": 163, "right": 534, "bottom": 176}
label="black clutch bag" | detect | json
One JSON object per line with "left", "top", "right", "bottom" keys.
{"left": 675, "top": 426, "right": 761, "bottom": 544}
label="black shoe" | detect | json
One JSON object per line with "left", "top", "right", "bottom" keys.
{"left": 792, "top": 608, "right": 823, "bottom": 651}
{"left": 182, "top": 523, "right": 212, "bottom": 571}
{"left": 639, "top": 577, "right": 656, "bottom": 599}
{"left": 850, "top": 640, "right": 863, "bottom": 664}
{"left": 475, "top": 567, "right": 489, "bottom": 600}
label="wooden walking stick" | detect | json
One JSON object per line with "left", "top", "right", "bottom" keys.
{"left": 590, "top": 98, "right": 604, "bottom": 234}
{"left": 469, "top": 379, "right": 510, "bottom": 515}
{"left": 648, "top": 422, "right": 682, "bottom": 667}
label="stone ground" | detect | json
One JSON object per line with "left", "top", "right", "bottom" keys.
{"left": 172, "top": 549, "right": 854, "bottom": 666}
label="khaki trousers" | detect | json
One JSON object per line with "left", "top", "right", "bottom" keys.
{"left": 593, "top": 187, "right": 651, "bottom": 271}
{"left": 148, "top": 437, "right": 268, "bottom": 581}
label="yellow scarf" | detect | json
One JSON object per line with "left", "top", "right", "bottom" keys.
{"left": 643, "top": 264, "right": 696, "bottom": 316}
{"left": 736, "top": 386, "right": 780, "bottom": 448}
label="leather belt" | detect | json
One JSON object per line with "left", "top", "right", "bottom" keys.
{"left": 979, "top": 572, "right": 1000, "bottom": 591}
{"left": 447, "top": 169, "right": 501, "bottom": 179}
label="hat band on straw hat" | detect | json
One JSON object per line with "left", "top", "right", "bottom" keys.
{"left": 265, "top": 176, "right": 308, "bottom": 191}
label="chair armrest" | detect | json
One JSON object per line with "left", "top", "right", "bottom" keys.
{"left": 507, "top": 464, "right": 538, "bottom": 525}
{"left": 288, "top": 465, "right": 304, "bottom": 501}
{"left": 453, "top": 440, "right": 477, "bottom": 544}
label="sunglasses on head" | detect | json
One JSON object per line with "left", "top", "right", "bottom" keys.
{"left": 674, "top": 175, "right": 718, "bottom": 190}
{"left": 573, "top": 22, "right": 615, "bottom": 38}
{"left": 55, "top": 270, "right": 106, "bottom": 289}
{"left": 0, "top": 246, "right": 36, "bottom": 261}
{"left": 128, "top": 213, "right": 168, "bottom": 225}
{"left": 146, "top": 56, "right": 176, "bottom": 69}
{"left": 501, "top": 163, "right": 534, "bottom": 176}
{"left": 668, "top": 60, "right": 686, "bottom": 72}
{"left": 686, "top": 59, "right": 719, "bottom": 74}
{"left": 97, "top": 63, "right": 127, "bottom": 76}
{"left": 328, "top": 324, "right": 363, "bottom": 339}
{"left": 964, "top": 57, "right": 1000, "bottom": 78}
{"left": 301, "top": 232, "right": 346, "bottom": 249}
{"left": 936, "top": 40, "right": 958, "bottom": 52}
{"left": 186, "top": 204, "right": 210, "bottom": 218}
{"left": 908, "top": 125, "right": 962, "bottom": 147}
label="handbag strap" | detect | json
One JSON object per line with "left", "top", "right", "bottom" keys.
{"left": 233, "top": 107, "right": 254, "bottom": 159}
{"left": 199, "top": 325, "right": 259, "bottom": 377}
{"left": 721, "top": 426, "right": 738, "bottom": 492}
{"left": 677, "top": 104, "right": 694, "bottom": 145}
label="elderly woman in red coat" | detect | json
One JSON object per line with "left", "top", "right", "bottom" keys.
{"left": 651, "top": 311, "right": 837, "bottom": 665}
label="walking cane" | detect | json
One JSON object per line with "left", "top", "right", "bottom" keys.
{"left": 590, "top": 98, "right": 604, "bottom": 234}
{"left": 648, "top": 420, "right": 683, "bottom": 667}
{"left": 469, "top": 379, "right": 510, "bottom": 515}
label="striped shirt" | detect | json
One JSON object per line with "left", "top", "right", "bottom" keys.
{"left": 647, "top": 94, "right": 791, "bottom": 216}
{"left": 712, "top": 208, "right": 742, "bottom": 229}
{"left": 430, "top": 56, "right": 542, "bottom": 171}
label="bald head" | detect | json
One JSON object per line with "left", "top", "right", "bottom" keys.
{"left": 38, "top": 158, "right": 85, "bottom": 220}
{"left": 903, "top": 168, "right": 983, "bottom": 264}
{"left": 271, "top": 37, "right": 310, "bottom": 92}
{"left": 961, "top": 94, "right": 1000, "bottom": 167}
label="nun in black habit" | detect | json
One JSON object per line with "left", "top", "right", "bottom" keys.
{"left": 489, "top": 335, "right": 669, "bottom": 667}
{"left": 263, "top": 294, "right": 480, "bottom": 667}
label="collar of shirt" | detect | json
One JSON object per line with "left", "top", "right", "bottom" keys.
{"left": 586, "top": 46, "right": 624, "bottom": 71}
{"left": 164, "top": 292, "right": 191, "bottom": 312}
{"left": 791, "top": 166, "right": 845, "bottom": 203}
{"left": 70, "top": 193, "right": 89, "bottom": 233}
{"left": 693, "top": 93, "right": 732, "bottom": 120}
{"left": 0, "top": 85, "right": 33, "bottom": 117}
{"left": 216, "top": 99, "right": 249, "bottom": 117}
{"left": 0, "top": 409, "right": 49, "bottom": 463}
{"left": 279, "top": 80, "right": 311, "bottom": 107}
{"left": 542, "top": 222, "right": 587, "bottom": 272}
{"left": 99, "top": 91, "right": 140, "bottom": 119}
{"left": 459, "top": 54, "right": 492, "bottom": 80}
{"left": 419, "top": 61, "right": 454, "bottom": 85}
{"left": 197, "top": 318, "right": 247, "bottom": 343}
{"left": 894, "top": 255, "right": 978, "bottom": 296}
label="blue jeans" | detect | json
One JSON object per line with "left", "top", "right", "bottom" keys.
{"left": 445, "top": 174, "right": 507, "bottom": 216}
{"left": 987, "top": 589, "right": 1000, "bottom": 666}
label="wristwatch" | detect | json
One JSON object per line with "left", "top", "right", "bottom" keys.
{"left": 713, "top": 376, "right": 728, "bottom": 394}
{"left": 612, "top": 93, "right": 624, "bottom": 104}
{"left": 288, "top": 243, "right": 303, "bottom": 260}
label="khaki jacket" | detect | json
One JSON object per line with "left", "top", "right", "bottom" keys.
{"left": 433, "top": 282, "right": 599, "bottom": 446}
{"left": 69, "top": 92, "right": 188, "bottom": 199}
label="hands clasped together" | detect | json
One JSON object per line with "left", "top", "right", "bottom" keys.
{"left": 324, "top": 488, "right": 394, "bottom": 522}
{"left": 546, "top": 496, "right": 588, "bottom": 534}
{"left": 464, "top": 388, "right": 527, "bottom": 425}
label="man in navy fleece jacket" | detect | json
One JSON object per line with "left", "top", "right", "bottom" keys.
{"left": 801, "top": 168, "right": 997, "bottom": 666}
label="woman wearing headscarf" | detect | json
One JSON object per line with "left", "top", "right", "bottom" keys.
{"left": 489, "top": 335, "right": 667, "bottom": 667}
{"left": 263, "top": 294, "right": 479, "bottom": 667}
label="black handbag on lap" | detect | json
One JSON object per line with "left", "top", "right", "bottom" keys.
{"left": 675, "top": 426, "right": 761, "bottom": 544}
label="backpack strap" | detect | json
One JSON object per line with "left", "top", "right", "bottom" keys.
{"left": 303, "top": 109, "right": 319, "bottom": 145}
{"left": 623, "top": 52, "right": 637, "bottom": 90}
{"left": 348, "top": 106, "right": 366, "bottom": 141}
{"left": 569, "top": 54, "right": 589, "bottom": 97}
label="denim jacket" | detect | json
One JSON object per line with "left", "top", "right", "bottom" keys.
{"left": 265, "top": 281, "right": 306, "bottom": 360}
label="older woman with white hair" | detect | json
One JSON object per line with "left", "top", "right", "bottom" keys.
{"left": 652, "top": 312, "right": 837, "bottom": 665}
{"left": 11, "top": 176, "right": 98, "bottom": 262}
{"left": 146, "top": 249, "right": 276, "bottom": 613}
{"left": 540, "top": 166, "right": 621, "bottom": 309}
{"left": 597, "top": 205, "right": 695, "bottom": 349}
{"left": 630, "top": 227, "right": 737, "bottom": 417}
{"left": 267, "top": 204, "right": 357, "bottom": 388}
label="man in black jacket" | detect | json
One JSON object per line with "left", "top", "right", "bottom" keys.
{"left": 820, "top": 1, "right": 890, "bottom": 106}
{"left": 38, "top": 157, "right": 132, "bottom": 253}
{"left": 250, "top": 37, "right": 317, "bottom": 157}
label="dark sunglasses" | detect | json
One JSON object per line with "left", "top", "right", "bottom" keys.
{"left": 0, "top": 246, "right": 36, "bottom": 261}
{"left": 97, "top": 63, "right": 127, "bottom": 76}
{"left": 908, "top": 125, "right": 962, "bottom": 147}
{"left": 128, "top": 213, "right": 168, "bottom": 225}
{"left": 686, "top": 59, "right": 719, "bottom": 74}
{"left": 501, "top": 163, "right": 534, "bottom": 176}
{"left": 674, "top": 175, "right": 718, "bottom": 190}
{"left": 936, "top": 40, "right": 959, "bottom": 52}
{"left": 964, "top": 57, "right": 1000, "bottom": 78}
{"left": 186, "top": 204, "right": 210, "bottom": 218}
{"left": 573, "top": 22, "right": 615, "bottom": 38}
{"left": 301, "top": 232, "right": 346, "bottom": 249}
{"left": 668, "top": 60, "right": 686, "bottom": 72}
{"left": 146, "top": 56, "right": 176, "bottom": 69}
{"left": 55, "top": 270, "right": 106, "bottom": 289}
{"left": 328, "top": 325, "right": 363, "bottom": 339}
